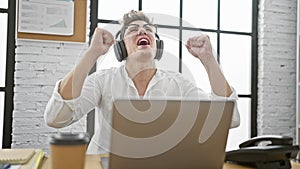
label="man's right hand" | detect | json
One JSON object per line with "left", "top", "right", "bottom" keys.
{"left": 88, "top": 28, "right": 114, "bottom": 60}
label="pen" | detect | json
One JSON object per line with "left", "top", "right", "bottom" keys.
{"left": 0, "top": 164, "right": 11, "bottom": 169}
{"left": 32, "top": 151, "right": 44, "bottom": 169}
{"left": 3, "top": 164, "right": 10, "bottom": 169}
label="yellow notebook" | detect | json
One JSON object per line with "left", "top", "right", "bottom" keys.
{"left": 0, "top": 149, "right": 35, "bottom": 164}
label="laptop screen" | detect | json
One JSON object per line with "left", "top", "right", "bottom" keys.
{"left": 107, "top": 99, "right": 234, "bottom": 169}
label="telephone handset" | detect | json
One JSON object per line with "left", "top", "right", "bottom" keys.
{"left": 239, "top": 135, "right": 293, "bottom": 148}
{"left": 225, "top": 135, "right": 299, "bottom": 169}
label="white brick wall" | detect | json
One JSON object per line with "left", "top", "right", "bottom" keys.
{"left": 12, "top": 1, "right": 91, "bottom": 153}
{"left": 13, "top": 40, "right": 89, "bottom": 153}
{"left": 257, "top": 0, "right": 297, "bottom": 139}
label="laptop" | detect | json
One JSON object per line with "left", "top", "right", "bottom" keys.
{"left": 105, "top": 99, "right": 235, "bottom": 169}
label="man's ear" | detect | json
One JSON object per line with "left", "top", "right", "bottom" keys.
{"left": 114, "top": 31, "right": 128, "bottom": 62}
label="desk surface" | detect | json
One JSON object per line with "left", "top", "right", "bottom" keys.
{"left": 41, "top": 155, "right": 103, "bottom": 169}
{"left": 40, "top": 154, "right": 300, "bottom": 169}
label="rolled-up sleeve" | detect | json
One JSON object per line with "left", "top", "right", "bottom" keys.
{"left": 174, "top": 75, "right": 240, "bottom": 128}
{"left": 44, "top": 74, "right": 101, "bottom": 128}
{"left": 211, "top": 87, "right": 240, "bottom": 128}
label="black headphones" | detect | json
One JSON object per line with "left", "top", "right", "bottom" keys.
{"left": 113, "top": 31, "right": 164, "bottom": 62}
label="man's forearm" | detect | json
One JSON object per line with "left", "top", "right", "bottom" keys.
{"left": 204, "top": 59, "right": 232, "bottom": 97}
{"left": 59, "top": 50, "right": 99, "bottom": 100}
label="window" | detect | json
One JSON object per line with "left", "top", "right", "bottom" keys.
{"left": 92, "top": 0, "right": 258, "bottom": 150}
{"left": 0, "top": 92, "right": 4, "bottom": 146}
{"left": 0, "top": 13, "right": 8, "bottom": 88}
{"left": 0, "top": 0, "right": 15, "bottom": 148}
{"left": 0, "top": 1, "right": 8, "bottom": 9}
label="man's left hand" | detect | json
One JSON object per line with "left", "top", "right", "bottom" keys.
{"left": 185, "top": 35, "right": 215, "bottom": 66}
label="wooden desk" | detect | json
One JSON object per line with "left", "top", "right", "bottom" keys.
{"left": 41, "top": 155, "right": 104, "bottom": 169}
{"left": 40, "top": 154, "right": 300, "bottom": 169}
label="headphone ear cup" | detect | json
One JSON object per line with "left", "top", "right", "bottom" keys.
{"left": 155, "top": 39, "right": 164, "bottom": 61}
{"left": 114, "top": 40, "right": 128, "bottom": 62}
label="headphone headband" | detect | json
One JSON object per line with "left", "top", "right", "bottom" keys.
{"left": 115, "top": 31, "right": 121, "bottom": 40}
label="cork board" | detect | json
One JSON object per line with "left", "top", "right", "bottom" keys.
{"left": 17, "top": 0, "right": 87, "bottom": 43}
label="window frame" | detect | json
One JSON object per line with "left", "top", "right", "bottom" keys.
{"left": 0, "top": 0, "right": 16, "bottom": 148}
{"left": 89, "top": 0, "right": 258, "bottom": 136}
{"left": 0, "top": 0, "right": 258, "bottom": 148}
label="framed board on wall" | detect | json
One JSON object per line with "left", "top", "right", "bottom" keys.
{"left": 17, "top": 0, "right": 87, "bottom": 43}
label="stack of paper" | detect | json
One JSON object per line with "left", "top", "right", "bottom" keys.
{"left": 0, "top": 149, "right": 44, "bottom": 169}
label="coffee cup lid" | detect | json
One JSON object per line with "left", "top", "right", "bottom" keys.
{"left": 50, "top": 133, "right": 90, "bottom": 145}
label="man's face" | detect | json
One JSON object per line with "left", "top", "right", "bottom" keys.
{"left": 123, "top": 20, "right": 157, "bottom": 61}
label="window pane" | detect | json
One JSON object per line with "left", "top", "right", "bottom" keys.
{"left": 0, "top": 92, "right": 4, "bottom": 148}
{"left": 98, "top": 23, "right": 121, "bottom": 39}
{"left": 97, "top": 23, "right": 122, "bottom": 70}
{"left": 182, "top": 30, "right": 217, "bottom": 92}
{"left": 0, "top": 0, "right": 8, "bottom": 9}
{"left": 156, "top": 28, "right": 179, "bottom": 72}
{"left": 226, "top": 98, "right": 251, "bottom": 151}
{"left": 0, "top": 13, "right": 7, "bottom": 87}
{"left": 220, "top": 34, "right": 251, "bottom": 95}
{"left": 142, "top": 0, "right": 179, "bottom": 26}
{"left": 98, "top": 0, "right": 138, "bottom": 20}
{"left": 220, "top": 0, "right": 252, "bottom": 32}
{"left": 183, "top": 0, "right": 218, "bottom": 29}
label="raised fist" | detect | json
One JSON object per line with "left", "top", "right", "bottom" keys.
{"left": 88, "top": 28, "right": 114, "bottom": 59}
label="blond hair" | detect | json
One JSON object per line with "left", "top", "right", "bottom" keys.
{"left": 119, "top": 10, "right": 153, "bottom": 38}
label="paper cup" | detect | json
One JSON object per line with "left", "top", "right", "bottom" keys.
{"left": 50, "top": 133, "right": 90, "bottom": 169}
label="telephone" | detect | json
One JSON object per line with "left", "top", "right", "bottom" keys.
{"left": 225, "top": 135, "right": 300, "bottom": 169}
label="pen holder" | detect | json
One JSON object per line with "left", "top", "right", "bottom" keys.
{"left": 49, "top": 132, "right": 90, "bottom": 169}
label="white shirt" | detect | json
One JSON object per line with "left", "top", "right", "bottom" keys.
{"left": 44, "top": 64, "right": 240, "bottom": 154}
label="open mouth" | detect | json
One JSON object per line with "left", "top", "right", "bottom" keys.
{"left": 137, "top": 37, "right": 150, "bottom": 46}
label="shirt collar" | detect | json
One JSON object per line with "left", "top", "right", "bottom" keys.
{"left": 120, "top": 64, "right": 163, "bottom": 90}
{"left": 120, "top": 64, "right": 134, "bottom": 86}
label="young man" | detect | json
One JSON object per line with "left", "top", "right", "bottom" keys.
{"left": 44, "top": 10, "right": 240, "bottom": 154}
